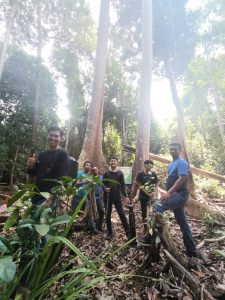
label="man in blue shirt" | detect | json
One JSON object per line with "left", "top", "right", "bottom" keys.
{"left": 71, "top": 161, "right": 92, "bottom": 212}
{"left": 153, "top": 143, "right": 197, "bottom": 258}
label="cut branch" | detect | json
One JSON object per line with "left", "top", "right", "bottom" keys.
{"left": 197, "top": 236, "right": 225, "bottom": 250}
{"left": 164, "top": 249, "right": 216, "bottom": 300}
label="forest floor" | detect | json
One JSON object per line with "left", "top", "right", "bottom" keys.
{"left": 65, "top": 198, "right": 225, "bottom": 300}
{"left": 1, "top": 191, "right": 225, "bottom": 299}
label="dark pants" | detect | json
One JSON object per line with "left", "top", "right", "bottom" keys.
{"left": 31, "top": 195, "right": 46, "bottom": 206}
{"left": 153, "top": 192, "right": 197, "bottom": 257}
{"left": 71, "top": 196, "right": 86, "bottom": 213}
{"left": 71, "top": 195, "right": 97, "bottom": 232}
{"left": 105, "top": 196, "right": 130, "bottom": 237}
{"left": 96, "top": 200, "right": 104, "bottom": 231}
{"left": 31, "top": 195, "right": 48, "bottom": 247}
{"left": 140, "top": 197, "right": 150, "bottom": 232}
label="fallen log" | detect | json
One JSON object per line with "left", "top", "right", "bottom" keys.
{"left": 197, "top": 235, "right": 225, "bottom": 249}
{"left": 213, "top": 203, "right": 225, "bottom": 207}
{"left": 123, "top": 144, "right": 225, "bottom": 183}
{"left": 0, "top": 193, "right": 10, "bottom": 204}
{"left": 164, "top": 249, "right": 216, "bottom": 300}
{"left": 185, "top": 198, "right": 213, "bottom": 220}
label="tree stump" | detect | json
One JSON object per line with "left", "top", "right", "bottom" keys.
{"left": 142, "top": 213, "right": 188, "bottom": 269}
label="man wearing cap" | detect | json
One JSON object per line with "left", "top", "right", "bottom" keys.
{"left": 132, "top": 160, "right": 158, "bottom": 233}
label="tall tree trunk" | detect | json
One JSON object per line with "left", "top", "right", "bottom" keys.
{"left": 65, "top": 119, "right": 70, "bottom": 152}
{"left": 79, "top": 0, "right": 110, "bottom": 171}
{"left": 133, "top": 0, "right": 153, "bottom": 178}
{"left": 10, "top": 146, "right": 19, "bottom": 187}
{"left": 165, "top": 59, "right": 195, "bottom": 196}
{"left": 65, "top": 88, "right": 74, "bottom": 152}
{"left": 165, "top": 59, "right": 189, "bottom": 160}
{"left": 121, "top": 111, "right": 127, "bottom": 165}
{"left": 32, "top": 0, "right": 42, "bottom": 145}
{"left": 212, "top": 87, "right": 225, "bottom": 152}
{"left": 199, "top": 115, "right": 210, "bottom": 149}
{"left": 0, "top": 2, "right": 17, "bottom": 81}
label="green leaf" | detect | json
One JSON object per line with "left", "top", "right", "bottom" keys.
{"left": 47, "top": 190, "right": 90, "bottom": 269}
{"left": 0, "top": 256, "right": 16, "bottom": 283}
{"left": 21, "top": 183, "right": 37, "bottom": 190}
{"left": 17, "top": 224, "right": 34, "bottom": 231}
{"left": 61, "top": 176, "right": 74, "bottom": 184}
{"left": 102, "top": 178, "right": 120, "bottom": 185}
{"left": 216, "top": 230, "right": 225, "bottom": 236}
{"left": 4, "top": 258, "right": 34, "bottom": 299}
{"left": 42, "top": 179, "right": 60, "bottom": 184}
{"left": 7, "top": 190, "right": 27, "bottom": 207}
{"left": 51, "top": 185, "right": 65, "bottom": 195}
{"left": 155, "top": 235, "right": 161, "bottom": 245}
{"left": 0, "top": 241, "right": 9, "bottom": 253}
{"left": 39, "top": 192, "right": 50, "bottom": 199}
{"left": 65, "top": 186, "right": 76, "bottom": 196}
{"left": 0, "top": 236, "right": 12, "bottom": 253}
{"left": 4, "top": 209, "right": 19, "bottom": 231}
{"left": 40, "top": 208, "right": 52, "bottom": 224}
{"left": 33, "top": 203, "right": 46, "bottom": 221}
{"left": 35, "top": 224, "right": 50, "bottom": 236}
{"left": 56, "top": 236, "right": 101, "bottom": 274}
{"left": 21, "top": 194, "right": 34, "bottom": 203}
{"left": 18, "top": 219, "right": 35, "bottom": 225}
{"left": 50, "top": 215, "right": 71, "bottom": 227}
{"left": 213, "top": 249, "right": 225, "bottom": 259}
{"left": 14, "top": 294, "right": 22, "bottom": 300}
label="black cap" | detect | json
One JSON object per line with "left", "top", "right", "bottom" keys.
{"left": 144, "top": 160, "right": 154, "bottom": 166}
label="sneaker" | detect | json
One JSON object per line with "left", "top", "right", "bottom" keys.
{"left": 137, "top": 235, "right": 151, "bottom": 246}
{"left": 186, "top": 251, "right": 198, "bottom": 258}
{"left": 89, "top": 228, "right": 99, "bottom": 235}
{"left": 97, "top": 226, "right": 103, "bottom": 232}
{"left": 187, "top": 256, "right": 201, "bottom": 270}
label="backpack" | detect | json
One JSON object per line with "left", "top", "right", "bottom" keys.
{"left": 53, "top": 151, "right": 78, "bottom": 179}
{"left": 67, "top": 156, "right": 78, "bottom": 178}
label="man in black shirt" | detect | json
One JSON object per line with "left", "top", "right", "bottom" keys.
{"left": 103, "top": 158, "right": 130, "bottom": 239}
{"left": 132, "top": 160, "right": 158, "bottom": 233}
{"left": 26, "top": 126, "right": 69, "bottom": 206}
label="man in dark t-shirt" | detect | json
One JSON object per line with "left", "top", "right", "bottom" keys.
{"left": 103, "top": 158, "right": 130, "bottom": 239}
{"left": 132, "top": 160, "right": 158, "bottom": 232}
{"left": 27, "top": 127, "right": 69, "bottom": 206}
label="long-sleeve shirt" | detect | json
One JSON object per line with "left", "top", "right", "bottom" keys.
{"left": 27, "top": 148, "right": 69, "bottom": 193}
{"left": 103, "top": 170, "right": 128, "bottom": 201}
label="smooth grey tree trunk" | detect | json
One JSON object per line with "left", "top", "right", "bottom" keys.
{"left": 165, "top": 58, "right": 195, "bottom": 196}
{"left": 133, "top": 0, "right": 153, "bottom": 178}
{"left": 0, "top": 2, "right": 17, "bottom": 81}
{"left": 212, "top": 87, "right": 225, "bottom": 151}
{"left": 32, "top": 0, "right": 42, "bottom": 145}
{"left": 10, "top": 146, "right": 19, "bottom": 187}
{"left": 79, "top": 0, "right": 110, "bottom": 171}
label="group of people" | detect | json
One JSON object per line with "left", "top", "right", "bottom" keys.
{"left": 72, "top": 158, "right": 131, "bottom": 238}
{"left": 26, "top": 126, "right": 197, "bottom": 258}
